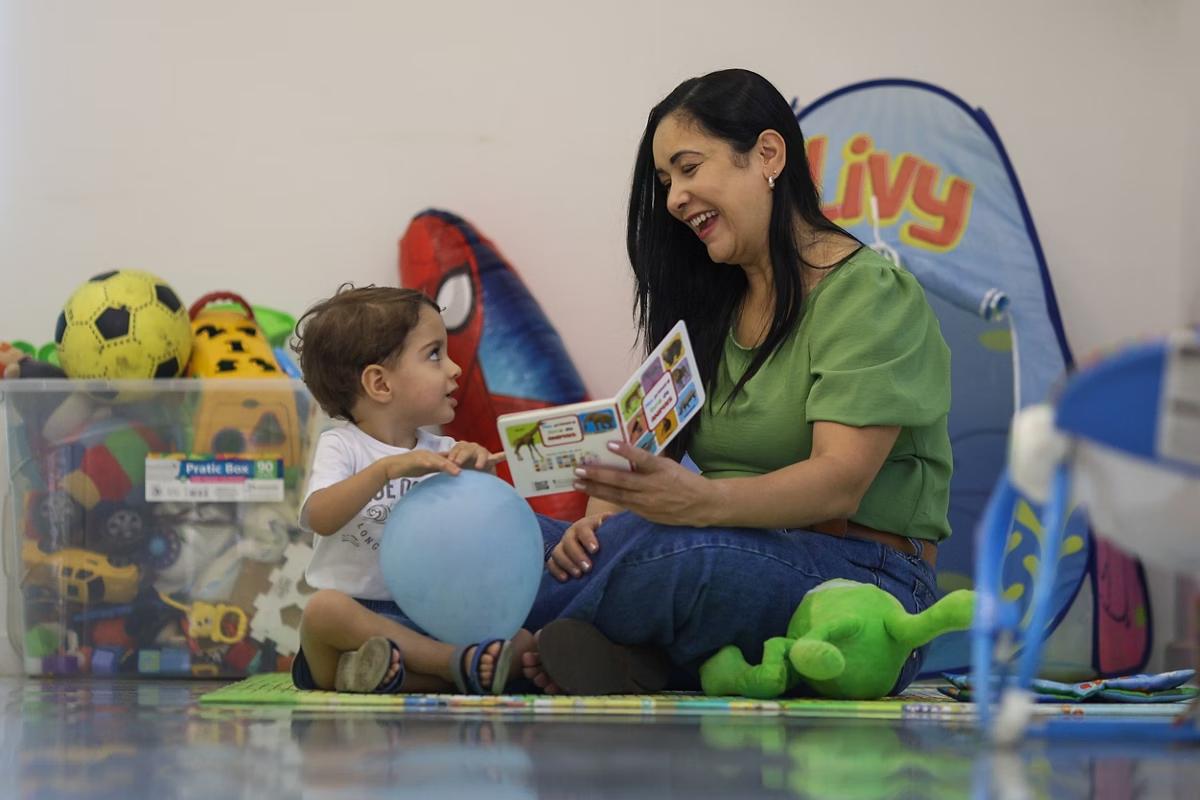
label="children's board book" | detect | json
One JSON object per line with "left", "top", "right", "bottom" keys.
{"left": 497, "top": 321, "right": 705, "bottom": 497}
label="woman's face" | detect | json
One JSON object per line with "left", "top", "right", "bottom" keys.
{"left": 652, "top": 112, "right": 774, "bottom": 270}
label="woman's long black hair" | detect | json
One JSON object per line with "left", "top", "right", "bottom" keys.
{"left": 627, "top": 68, "right": 853, "bottom": 459}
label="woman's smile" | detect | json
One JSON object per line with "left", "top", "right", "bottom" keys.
{"left": 687, "top": 210, "right": 720, "bottom": 239}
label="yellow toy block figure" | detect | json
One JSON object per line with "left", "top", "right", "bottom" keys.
{"left": 186, "top": 292, "right": 302, "bottom": 477}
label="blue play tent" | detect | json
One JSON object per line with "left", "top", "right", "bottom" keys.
{"left": 795, "top": 80, "right": 1150, "bottom": 677}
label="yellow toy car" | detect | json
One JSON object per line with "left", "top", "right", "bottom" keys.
{"left": 22, "top": 539, "right": 140, "bottom": 605}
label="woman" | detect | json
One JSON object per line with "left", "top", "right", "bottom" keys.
{"left": 521, "top": 69, "right": 951, "bottom": 695}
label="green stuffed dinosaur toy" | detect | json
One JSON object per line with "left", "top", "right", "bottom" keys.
{"left": 700, "top": 579, "right": 975, "bottom": 700}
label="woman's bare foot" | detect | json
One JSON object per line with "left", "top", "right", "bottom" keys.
{"left": 462, "top": 629, "right": 536, "bottom": 692}
{"left": 520, "top": 631, "right": 561, "bottom": 694}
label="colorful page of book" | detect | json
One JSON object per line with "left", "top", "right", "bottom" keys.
{"left": 497, "top": 321, "right": 704, "bottom": 497}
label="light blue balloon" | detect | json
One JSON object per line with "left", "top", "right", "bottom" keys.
{"left": 380, "top": 470, "right": 543, "bottom": 645}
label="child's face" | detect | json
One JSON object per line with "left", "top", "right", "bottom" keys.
{"left": 388, "top": 306, "right": 461, "bottom": 427}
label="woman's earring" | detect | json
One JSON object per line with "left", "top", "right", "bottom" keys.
{"left": 767, "top": 174, "right": 776, "bottom": 190}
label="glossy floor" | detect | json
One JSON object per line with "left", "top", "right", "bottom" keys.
{"left": 1, "top": 679, "right": 1197, "bottom": 799}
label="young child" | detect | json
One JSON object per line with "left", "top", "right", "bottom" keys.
{"left": 291, "top": 284, "right": 533, "bottom": 694}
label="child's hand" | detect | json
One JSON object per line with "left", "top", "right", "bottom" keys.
{"left": 547, "top": 511, "right": 614, "bottom": 582}
{"left": 381, "top": 451, "right": 462, "bottom": 481}
{"left": 447, "top": 442, "right": 506, "bottom": 474}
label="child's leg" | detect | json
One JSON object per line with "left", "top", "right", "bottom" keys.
{"left": 299, "top": 589, "right": 453, "bottom": 690}
{"left": 299, "top": 589, "right": 531, "bottom": 692}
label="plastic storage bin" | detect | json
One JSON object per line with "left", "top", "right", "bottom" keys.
{"left": 1, "top": 377, "right": 324, "bottom": 678}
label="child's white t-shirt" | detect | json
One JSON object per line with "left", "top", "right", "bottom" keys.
{"left": 300, "top": 424, "right": 455, "bottom": 600}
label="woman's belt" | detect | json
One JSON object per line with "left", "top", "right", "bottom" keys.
{"left": 810, "top": 518, "right": 938, "bottom": 569}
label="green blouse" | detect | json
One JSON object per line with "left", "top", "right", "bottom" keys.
{"left": 688, "top": 248, "right": 953, "bottom": 542}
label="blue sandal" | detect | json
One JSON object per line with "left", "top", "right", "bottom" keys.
{"left": 334, "top": 636, "right": 406, "bottom": 694}
{"left": 451, "top": 638, "right": 517, "bottom": 696}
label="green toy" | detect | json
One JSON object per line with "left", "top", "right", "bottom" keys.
{"left": 700, "top": 579, "right": 975, "bottom": 700}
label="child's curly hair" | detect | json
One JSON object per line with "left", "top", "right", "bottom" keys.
{"left": 292, "top": 284, "right": 440, "bottom": 421}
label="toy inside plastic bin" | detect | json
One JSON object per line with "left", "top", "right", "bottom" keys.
{"left": 0, "top": 377, "right": 325, "bottom": 678}
{"left": 971, "top": 329, "right": 1200, "bottom": 742}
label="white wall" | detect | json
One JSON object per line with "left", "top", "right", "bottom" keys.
{"left": 1154, "top": 0, "right": 1200, "bottom": 672}
{"left": 1184, "top": 0, "right": 1200, "bottom": 327}
{"left": 1, "top": 0, "right": 1192, "bottom": 386}
{"left": 1, "top": 0, "right": 1196, "bottom": 669}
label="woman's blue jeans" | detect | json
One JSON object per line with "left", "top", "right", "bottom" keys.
{"left": 525, "top": 511, "right": 940, "bottom": 694}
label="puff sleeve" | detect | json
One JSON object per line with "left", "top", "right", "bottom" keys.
{"left": 805, "top": 260, "right": 950, "bottom": 428}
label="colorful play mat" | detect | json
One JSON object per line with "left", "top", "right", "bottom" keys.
{"left": 199, "top": 674, "right": 1193, "bottom": 721}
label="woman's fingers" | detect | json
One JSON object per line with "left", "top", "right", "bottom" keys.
{"left": 560, "top": 536, "right": 591, "bottom": 575}
{"left": 546, "top": 552, "right": 570, "bottom": 582}
{"left": 546, "top": 514, "right": 613, "bottom": 582}
{"left": 606, "top": 440, "right": 658, "bottom": 468}
{"left": 575, "top": 480, "right": 630, "bottom": 507}
{"left": 575, "top": 465, "right": 640, "bottom": 490}
{"left": 576, "top": 521, "right": 601, "bottom": 555}
{"left": 549, "top": 544, "right": 584, "bottom": 581}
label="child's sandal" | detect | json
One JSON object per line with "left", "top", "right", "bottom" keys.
{"left": 334, "top": 636, "right": 406, "bottom": 694}
{"left": 450, "top": 638, "right": 516, "bottom": 696}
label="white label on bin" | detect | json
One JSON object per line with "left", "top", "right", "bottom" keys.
{"left": 1157, "top": 333, "right": 1200, "bottom": 467}
{"left": 145, "top": 455, "right": 285, "bottom": 502}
